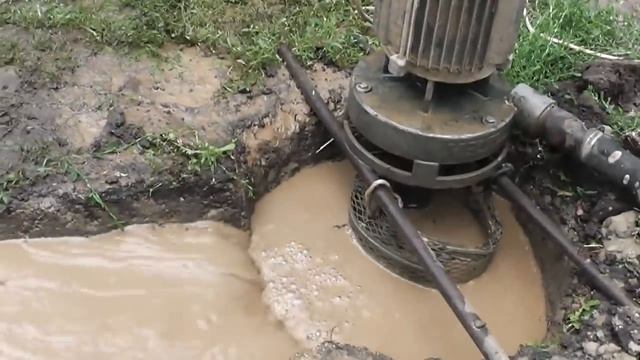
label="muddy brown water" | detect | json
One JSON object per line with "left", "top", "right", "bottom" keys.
{"left": 251, "top": 161, "right": 547, "bottom": 359}
{"left": 0, "top": 222, "right": 300, "bottom": 359}
{"left": 0, "top": 161, "right": 546, "bottom": 359}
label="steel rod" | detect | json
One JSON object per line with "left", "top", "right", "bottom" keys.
{"left": 278, "top": 44, "right": 509, "bottom": 360}
{"left": 495, "top": 175, "right": 636, "bottom": 308}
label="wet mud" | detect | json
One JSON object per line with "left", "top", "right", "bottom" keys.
{"left": 511, "top": 60, "right": 640, "bottom": 359}
{"left": 0, "top": 25, "right": 347, "bottom": 239}
{"left": 0, "top": 162, "right": 547, "bottom": 360}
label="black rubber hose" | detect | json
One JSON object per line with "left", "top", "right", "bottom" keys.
{"left": 512, "top": 84, "right": 640, "bottom": 205}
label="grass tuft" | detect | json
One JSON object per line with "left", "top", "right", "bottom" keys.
{"left": 58, "top": 159, "right": 125, "bottom": 227}
{"left": 94, "top": 131, "right": 236, "bottom": 174}
{"left": 143, "top": 132, "right": 236, "bottom": 174}
{"left": 0, "top": 170, "right": 25, "bottom": 207}
{"left": 507, "top": 0, "right": 640, "bottom": 89}
{"left": 587, "top": 86, "right": 640, "bottom": 136}
{"left": 564, "top": 297, "right": 600, "bottom": 333}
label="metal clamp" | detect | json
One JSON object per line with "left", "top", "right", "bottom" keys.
{"left": 364, "top": 179, "right": 403, "bottom": 216}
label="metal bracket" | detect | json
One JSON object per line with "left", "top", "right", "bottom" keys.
{"left": 363, "top": 179, "right": 403, "bottom": 217}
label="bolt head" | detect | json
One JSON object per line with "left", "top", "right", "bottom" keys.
{"left": 355, "top": 82, "right": 372, "bottom": 93}
{"left": 483, "top": 116, "right": 497, "bottom": 125}
{"left": 473, "top": 319, "right": 486, "bottom": 328}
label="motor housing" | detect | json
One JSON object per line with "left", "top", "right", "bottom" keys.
{"left": 375, "top": 0, "right": 526, "bottom": 82}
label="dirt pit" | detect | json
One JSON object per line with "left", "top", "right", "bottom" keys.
{"left": 0, "top": 161, "right": 548, "bottom": 360}
{"left": 251, "top": 161, "right": 547, "bottom": 359}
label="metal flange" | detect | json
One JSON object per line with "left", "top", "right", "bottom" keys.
{"left": 347, "top": 51, "right": 516, "bottom": 165}
{"left": 343, "top": 120, "right": 509, "bottom": 189}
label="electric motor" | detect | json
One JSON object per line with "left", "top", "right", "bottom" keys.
{"left": 375, "top": 0, "right": 526, "bottom": 83}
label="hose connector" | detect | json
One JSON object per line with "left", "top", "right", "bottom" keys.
{"left": 510, "top": 84, "right": 556, "bottom": 137}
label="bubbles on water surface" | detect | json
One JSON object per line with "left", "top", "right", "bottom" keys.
{"left": 255, "top": 241, "right": 357, "bottom": 348}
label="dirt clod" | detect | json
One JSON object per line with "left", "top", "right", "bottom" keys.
{"left": 91, "top": 106, "right": 145, "bottom": 151}
{"left": 583, "top": 61, "right": 640, "bottom": 112}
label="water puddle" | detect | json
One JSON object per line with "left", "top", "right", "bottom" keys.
{"left": 0, "top": 222, "right": 299, "bottom": 360}
{"left": 251, "top": 161, "right": 547, "bottom": 359}
{"left": 0, "top": 161, "right": 547, "bottom": 359}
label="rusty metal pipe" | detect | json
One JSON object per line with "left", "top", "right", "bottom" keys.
{"left": 496, "top": 176, "right": 636, "bottom": 308}
{"left": 278, "top": 44, "right": 509, "bottom": 360}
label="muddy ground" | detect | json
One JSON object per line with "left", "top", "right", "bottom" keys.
{"left": 0, "top": 24, "right": 347, "bottom": 239}
{"left": 1, "top": 11, "right": 640, "bottom": 360}
{"left": 510, "top": 59, "right": 640, "bottom": 360}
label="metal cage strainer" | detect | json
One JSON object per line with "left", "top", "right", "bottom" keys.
{"left": 348, "top": 176, "right": 503, "bottom": 287}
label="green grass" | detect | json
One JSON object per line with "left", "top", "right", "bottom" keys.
{"left": 142, "top": 132, "right": 236, "bottom": 174}
{"left": 607, "top": 108, "right": 640, "bottom": 137}
{"left": 0, "top": 170, "right": 25, "bottom": 207}
{"left": 94, "top": 131, "right": 236, "bottom": 174}
{"left": 1, "top": 130, "right": 236, "bottom": 224}
{"left": 2, "top": 0, "right": 636, "bottom": 91}
{"left": 587, "top": 86, "right": 640, "bottom": 136}
{"left": 2, "top": 0, "right": 638, "bottom": 132}
{"left": 507, "top": 0, "right": 640, "bottom": 89}
{"left": 564, "top": 297, "right": 600, "bottom": 333}
{"left": 58, "top": 158, "right": 125, "bottom": 227}
{"left": 507, "top": 0, "right": 640, "bottom": 136}
{"left": 0, "top": 0, "right": 372, "bottom": 89}
{"left": 1, "top": 154, "right": 125, "bottom": 226}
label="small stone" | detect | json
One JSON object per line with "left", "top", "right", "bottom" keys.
{"left": 107, "top": 107, "right": 126, "bottom": 128}
{"left": 205, "top": 208, "right": 221, "bottom": 219}
{"left": 612, "top": 353, "right": 636, "bottom": 360}
{"left": 594, "top": 313, "right": 609, "bottom": 327}
{"left": 603, "top": 211, "right": 639, "bottom": 239}
{"left": 604, "top": 237, "right": 640, "bottom": 260}
{"left": 628, "top": 341, "right": 640, "bottom": 354}
{"left": 550, "top": 357, "right": 569, "bottom": 360}
{"left": 583, "top": 341, "right": 600, "bottom": 356}
{"left": 265, "top": 64, "right": 279, "bottom": 78}
{"left": 105, "top": 174, "right": 119, "bottom": 185}
{"left": 598, "top": 343, "right": 621, "bottom": 355}
{"left": 597, "top": 330, "right": 607, "bottom": 341}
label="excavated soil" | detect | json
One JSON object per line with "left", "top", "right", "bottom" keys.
{"left": 0, "top": 25, "right": 347, "bottom": 239}
{"left": 1, "top": 22, "right": 640, "bottom": 360}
